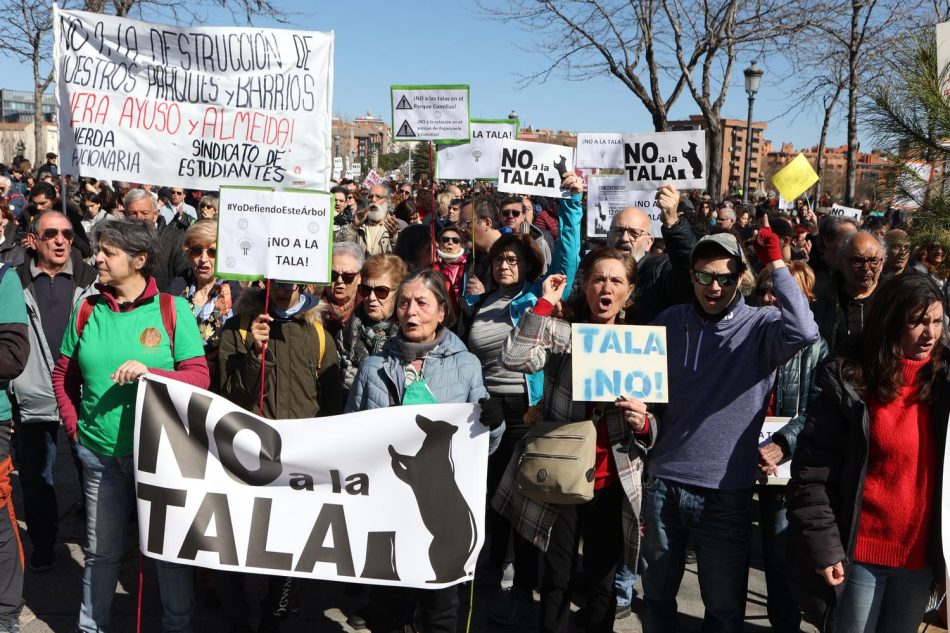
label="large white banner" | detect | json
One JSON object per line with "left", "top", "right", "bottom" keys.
{"left": 134, "top": 375, "right": 487, "bottom": 588}
{"left": 622, "top": 130, "right": 706, "bottom": 191}
{"left": 435, "top": 119, "right": 519, "bottom": 181}
{"left": 53, "top": 8, "right": 334, "bottom": 189}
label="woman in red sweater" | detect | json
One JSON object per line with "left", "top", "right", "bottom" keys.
{"left": 787, "top": 272, "right": 949, "bottom": 632}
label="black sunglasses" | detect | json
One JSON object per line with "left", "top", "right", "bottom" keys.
{"left": 331, "top": 270, "right": 359, "bottom": 284}
{"left": 187, "top": 246, "right": 216, "bottom": 258}
{"left": 357, "top": 283, "right": 392, "bottom": 300}
{"left": 693, "top": 271, "right": 738, "bottom": 287}
{"left": 440, "top": 236, "right": 462, "bottom": 244}
{"left": 38, "top": 228, "right": 73, "bottom": 241}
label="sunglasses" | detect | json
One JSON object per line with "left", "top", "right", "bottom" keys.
{"left": 501, "top": 209, "right": 522, "bottom": 218}
{"left": 171, "top": 190, "right": 184, "bottom": 195}
{"left": 440, "top": 236, "right": 462, "bottom": 244}
{"left": 38, "top": 228, "right": 74, "bottom": 241}
{"left": 187, "top": 246, "right": 216, "bottom": 258}
{"left": 200, "top": 203, "right": 215, "bottom": 209}
{"left": 754, "top": 286, "right": 775, "bottom": 297}
{"left": 331, "top": 270, "right": 359, "bottom": 284}
{"left": 357, "top": 283, "right": 392, "bottom": 300}
{"left": 693, "top": 271, "right": 738, "bottom": 287}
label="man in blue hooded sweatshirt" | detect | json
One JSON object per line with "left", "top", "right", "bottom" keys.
{"left": 642, "top": 216, "right": 819, "bottom": 633}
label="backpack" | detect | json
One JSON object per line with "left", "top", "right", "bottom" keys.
{"left": 237, "top": 313, "right": 326, "bottom": 372}
{"left": 75, "top": 293, "right": 178, "bottom": 355}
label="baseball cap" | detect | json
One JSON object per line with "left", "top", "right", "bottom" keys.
{"left": 46, "top": 152, "right": 57, "bottom": 159}
{"left": 690, "top": 233, "right": 743, "bottom": 267}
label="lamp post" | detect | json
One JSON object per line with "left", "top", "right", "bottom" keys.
{"left": 742, "top": 61, "right": 763, "bottom": 204}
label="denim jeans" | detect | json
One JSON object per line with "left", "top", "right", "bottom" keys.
{"left": 76, "top": 443, "right": 194, "bottom": 633}
{"left": 641, "top": 475, "right": 753, "bottom": 633}
{"left": 834, "top": 561, "right": 932, "bottom": 633}
{"left": 614, "top": 564, "right": 638, "bottom": 609}
{"left": 757, "top": 486, "right": 802, "bottom": 633}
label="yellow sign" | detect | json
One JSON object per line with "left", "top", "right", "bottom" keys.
{"left": 771, "top": 153, "right": 819, "bottom": 202}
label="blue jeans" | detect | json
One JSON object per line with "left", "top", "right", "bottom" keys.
{"left": 76, "top": 443, "right": 194, "bottom": 633}
{"left": 641, "top": 475, "right": 753, "bottom": 633}
{"left": 757, "top": 486, "right": 802, "bottom": 633}
{"left": 614, "top": 564, "right": 638, "bottom": 609}
{"left": 834, "top": 561, "right": 932, "bottom": 633}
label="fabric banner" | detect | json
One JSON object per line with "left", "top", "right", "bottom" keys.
{"left": 435, "top": 119, "right": 519, "bottom": 181}
{"left": 53, "top": 7, "right": 334, "bottom": 190}
{"left": 892, "top": 161, "right": 933, "bottom": 210}
{"left": 622, "top": 130, "right": 706, "bottom": 191}
{"left": 391, "top": 85, "right": 470, "bottom": 142}
{"left": 570, "top": 324, "right": 669, "bottom": 403}
{"left": 133, "top": 375, "right": 487, "bottom": 588}
{"left": 497, "top": 140, "right": 573, "bottom": 199}
{"left": 576, "top": 133, "right": 624, "bottom": 169}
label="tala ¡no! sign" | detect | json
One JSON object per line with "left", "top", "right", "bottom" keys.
{"left": 571, "top": 324, "right": 668, "bottom": 403}
{"left": 622, "top": 130, "right": 706, "bottom": 192}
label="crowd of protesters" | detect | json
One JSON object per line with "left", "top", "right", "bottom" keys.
{"left": 0, "top": 151, "right": 945, "bottom": 633}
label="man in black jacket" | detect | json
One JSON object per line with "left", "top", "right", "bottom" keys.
{"left": 122, "top": 188, "right": 189, "bottom": 291}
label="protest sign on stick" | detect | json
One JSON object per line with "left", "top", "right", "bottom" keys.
{"left": 391, "top": 85, "right": 470, "bottom": 142}
{"left": 571, "top": 324, "right": 669, "bottom": 403}
{"left": 134, "top": 375, "right": 486, "bottom": 588}
{"left": 576, "top": 133, "right": 624, "bottom": 169}
{"left": 771, "top": 154, "right": 819, "bottom": 202}
{"left": 497, "top": 140, "right": 573, "bottom": 199}
{"left": 622, "top": 130, "right": 706, "bottom": 191}
{"left": 435, "top": 119, "right": 519, "bottom": 181}
{"left": 829, "top": 204, "right": 863, "bottom": 221}
{"left": 216, "top": 187, "right": 333, "bottom": 284}
{"left": 53, "top": 7, "right": 334, "bottom": 190}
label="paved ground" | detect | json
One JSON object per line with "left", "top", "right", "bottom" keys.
{"left": 9, "top": 429, "right": 941, "bottom": 632}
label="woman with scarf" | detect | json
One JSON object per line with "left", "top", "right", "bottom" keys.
{"left": 321, "top": 241, "right": 364, "bottom": 338}
{"left": 433, "top": 225, "right": 467, "bottom": 312}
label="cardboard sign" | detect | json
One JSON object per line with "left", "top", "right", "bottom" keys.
{"left": 497, "top": 140, "right": 573, "bottom": 199}
{"left": 362, "top": 169, "right": 382, "bottom": 189}
{"left": 771, "top": 154, "right": 819, "bottom": 202}
{"left": 134, "top": 375, "right": 486, "bottom": 588}
{"left": 435, "top": 118, "right": 519, "bottom": 181}
{"left": 53, "top": 7, "right": 334, "bottom": 190}
{"left": 216, "top": 187, "right": 333, "bottom": 283}
{"left": 759, "top": 417, "right": 793, "bottom": 484}
{"left": 571, "top": 324, "right": 669, "bottom": 403}
{"left": 576, "top": 133, "right": 624, "bottom": 169}
{"left": 829, "top": 204, "right": 862, "bottom": 221}
{"left": 391, "top": 85, "right": 470, "bottom": 142}
{"left": 587, "top": 177, "right": 662, "bottom": 239}
{"left": 622, "top": 130, "right": 706, "bottom": 191}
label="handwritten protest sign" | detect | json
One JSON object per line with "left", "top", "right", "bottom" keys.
{"left": 759, "top": 417, "right": 793, "bottom": 484}
{"left": 771, "top": 153, "right": 819, "bottom": 202}
{"left": 497, "top": 140, "right": 573, "bottom": 199}
{"left": 571, "top": 324, "right": 668, "bottom": 403}
{"left": 829, "top": 204, "right": 862, "bottom": 221}
{"left": 216, "top": 187, "right": 332, "bottom": 283}
{"left": 435, "top": 118, "right": 519, "bottom": 181}
{"left": 332, "top": 157, "right": 343, "bottom": 180}
{"left": 622, "top": 130, "right": 706, "bottom": 191}
{"left": 135, "top": 375, "right": 486, "bottom": 588}
{"left": 53, "top": 7, "right": 333, "bottom": 190}
{"left": 362, "top": 169, "right": 381, "bottom": 189}
{"left": 576, "top": 133, "right": 624, "bottom": 169}
{"left": 391, "top": 85, "right": 470, "bottom": 142}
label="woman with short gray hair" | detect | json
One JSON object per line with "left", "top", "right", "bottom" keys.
{"left": 321, "top": 241, "right": 366, "bottom": 337}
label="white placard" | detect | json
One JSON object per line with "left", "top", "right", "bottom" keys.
{"left": 497, "top": 140, "right": 573, "bottom": 199}
{"left": 576, "top": 133, "right": 624, "bottom": 169}
{"left": 333, "top": 157, "right": 343, "bottom": 180}
{"left": 571, "top": 324, "right": 669, "bottom": 403}
{"left": 830, "top": 204, "right": 863, "bottom": 221}
{"left": 622, "top": 130, "right": 706, "bottom": 191}
{"left": 216, "top": 187, "right": 332, "bottom": 283}
{"left": 362, "top": 169, "right": 382, "bottom": 189}
{"left": 134, "top": 375, "right": 486, "bottom": 588}
{"left": 435, "top": 119, "right": 518, "bottom": 181}
{"left": 391, "top": 85, "right": 470, "bottom": 142}
{"left": 938, "top": 21, "right": 950, "bottom": 98}
{"left": 759, "top": 417, "right": 793, "bottom": 484}
{"left": 587, "top": 177, "right": 661, "bottom": 239}
{"left": 53, "top": 7, "right": 333, "bottom": 190}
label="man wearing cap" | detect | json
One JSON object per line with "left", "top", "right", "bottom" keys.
{"left": 36, "top": 153, "right": 58, "bottom": 180}
{"left": 642, "top": 219, "right": 819, "bottom": 632}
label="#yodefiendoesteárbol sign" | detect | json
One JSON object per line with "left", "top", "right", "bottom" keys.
{"left": 134, "top": 375, "right": 487, "bottom": 588}
{"left": 216, "top": 187, "right": 333, "bottom": 284}
{"left": 391, "top": 85, "right": 470, "bottom": 142}
{"left": 571, "top": 324, "right": 669, "bottom": 403}
{"left": 497, "top": 140, "right": 574, "bottom": 199}
{"left": 622, "top": 130, "right": 706, "bottom": 192}
{"left": 53, "top": 7, "right": 334, "bottom": 189}
{"left": 435, "top": 118, "right": 519, "bottom": 181}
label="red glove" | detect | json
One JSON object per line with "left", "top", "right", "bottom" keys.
{"left": 753, "top": 226, "right": 783, "bottom": 266}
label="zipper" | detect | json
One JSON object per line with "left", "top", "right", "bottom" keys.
{"left": 537, "top": 434, "right": 585, "bottom": 441}
{"left": 846, "top": 407, "right": 870, "bottom": 559}
{"left": 520, "top": 453, "right": 580, "bottom": 461}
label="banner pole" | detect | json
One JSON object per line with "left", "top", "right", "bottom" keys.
{"left": 258, "top": 278, "right": 271, "bottom": 416}
{"left": 429, "top": 140, "right": 436, "bottom": 266}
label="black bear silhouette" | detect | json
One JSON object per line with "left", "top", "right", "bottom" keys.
{"left": 553, "top": 155, "right": 568, "bottom": 177}
{"left": 682, "top": 142, "right": 703, "bottom": 178}
{"left": 389, "top": 415, "right": 477, "bottom": 583}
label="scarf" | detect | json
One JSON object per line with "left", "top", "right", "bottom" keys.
{"left": 391, "top": 327, "right": 449, "bottom": 363}
{"left": 356, "top": 308, "right": 396, "bottom": 356}
{"left": 438, "top": 249, "right": 466, "bottom": 264}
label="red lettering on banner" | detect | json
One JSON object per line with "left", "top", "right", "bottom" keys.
{"left": 69, "top": 92, "right": 109, "bottom": 126}
{"left": 117, "top": 97, "right": 182, "bottom": 134}
{"left": 197, "top": 107, "right": 296, "bottom": 148}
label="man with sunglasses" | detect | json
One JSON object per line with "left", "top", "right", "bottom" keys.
{"left": 7, "top": 211, "right": 96, "bottom": 574}
{"left": 159, "top": 186, "right": 197, "bottom": 232}
{"left": 642, "top": 219, "right": 819, "bottom": 633}
{"left": 498, "top": 196, "right": 552, "bottom": 273}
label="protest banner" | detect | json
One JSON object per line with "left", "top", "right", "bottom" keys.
{"left": 576, "top": 133, "right": 624, "bottom": 169}
{"left": 829, "top": 203, "right": 863, "bottom": 221}
{"left": 216, "top": 186, "right": 333, "bottom": 283}
{"left": 391, "top": 85, "right": 470, "bottom": 142}
{"left": 771, "top": 153, "right": 819, "bottom": 202}
{"left": 622, "top": 130, "right": 706, "bottom": 192}
{"left": 362, "top": 169, "right": 382, "bottom": 189}
{"left": 759, "top": 417, "right": 793, "bottom": 484}
{"left": 497, "top": 140, "right": 573, "bottom": 199}
{"left": 571, "top": 324, "right": 668, "bottom": 403}
{"left": 938, "top": 21, "right": 950, "bottom": 98}
{"left": 53, "top": 7, "right": 333, "bottom": 190}
{"left": 134, "top": 375, "right": 486, "bottom": 588}
{"left": 892, "top": 161, "right": 933, "bottom": 210}
{"left": 434, "top": 118, "right": 519, "bottom": 181}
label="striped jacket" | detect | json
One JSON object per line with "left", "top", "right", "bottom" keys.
{"left": 492, "top": 309, "right": 655, "bottom": 571}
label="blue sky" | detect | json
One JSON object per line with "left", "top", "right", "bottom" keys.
{"left": 9, "top": 0, "right": 849, "bottom": 150}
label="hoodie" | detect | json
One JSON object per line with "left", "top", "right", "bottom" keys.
{"left": 649, "top": 265, "right": 819, "bottom": 489}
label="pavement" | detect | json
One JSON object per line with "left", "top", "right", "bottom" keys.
{"left": 9, "top": 428, "right": 941, "bottom": 633}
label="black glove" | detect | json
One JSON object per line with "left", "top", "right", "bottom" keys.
{"left": 478, "top": 397, "right": 505, "bottom": 430}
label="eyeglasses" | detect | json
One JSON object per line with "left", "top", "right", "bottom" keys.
{"left": 358, "top": 283, "right": 392, "bottom": 300}
{"left": 187, "top": 246, "right": 217, "bottom": 258}
{"left": 693, "top": 271, "right": 738, "bottom": 287}
{"left": 331, "top": 270, "right": 359, "bottom": 284}
{"left": 441, "top": 236, "right": 462, "bottom": 244}
{"left": 493, "top": 255, "right": 521, "bottom": 267}
{"left": 369, "top": 193, "right": 388, "bottom": 200}
{"left": 848, "top": 257, "right": 882, "bottom": 270}
{"left": 346, "top": 195, "right": 355, "bottom": 200}
{"left": 613, "top": 226, "right": 650, "bottom": 240}
{"left": 501, "top": 209, "right": 522, "bottom": 218}
{"left": 400, "top": 189, "right": 412, "bottom": 196}
{"left": 889, "top": 243, "right": 911, "bottom": 253}
{"left": 755, "top": 286, "right": 775, "bottom": 297}
{"left": 200, "top": 203, "right": 215, "bottom": 209}
{"left": 37, "top": 228, "right": 74, "bottom": 241}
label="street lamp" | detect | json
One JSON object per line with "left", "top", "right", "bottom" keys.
{"left": 508, "top": 110, "right": 518, "bottom": 120}
{"left": 742, "top": 60, "right": 763, "bottom": 204}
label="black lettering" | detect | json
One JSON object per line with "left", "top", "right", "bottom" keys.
{"left": 178, "top": 492, "right": 238, "bottom": 565}
{"left": 138, "top": 381, "right": 210, "bottom": 479}
{"left": 246, "top": 498, "right": 293, "bottom": 571}
{"left": 295, "top": 504, "right": 354, "bottom": 576}
{"left": 137, "top": 483, "right": 187, "bottom": 555}
{"left": 213, "top": 410, "right": 282, "bottom": 486}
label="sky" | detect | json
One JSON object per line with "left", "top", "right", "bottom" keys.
{"left": 6, "top": 0, "right": 853, "bottom": 151}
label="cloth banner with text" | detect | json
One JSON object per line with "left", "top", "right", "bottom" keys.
{"left": 434, "top": 118, "right": 519, "bottom": 181}
{"left": 53, "top": 7, "right": 334, "bottom": 189}
{"left": 134, "top": 375, "right": 487, "bottom": 588}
